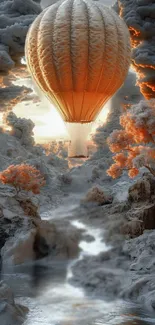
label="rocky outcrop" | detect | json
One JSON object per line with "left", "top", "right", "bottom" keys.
{"left": 1, "top": 228, "right": 37, "bottom": 268}
{"left": 71, "top": 229, "right": 155, "bottom": 311}
{"left": 33, "top": 219, "right": 80, "bottom": 259}
{"left": 103, "top": 173, "right": 155, "bottom": 240}
{"left": 122, "top": 173, "right": 155, "bottom": 238}
{"left": 128, "top": 173, "right": 155, "bottom": 203}
{"left": 18, "top": 199, "right": 40, "bottom": 219}
{"left": 0, "top": 281, "right": 28, "bottom": 325}
{"left": 71, "top": 172, "right": 155, "bottom": 311}
{"left": 0, "top": 192, "right": 81, "bottom": 271}
{"left": 71, "top": 245, "right": 130, "bottom": 299}
{"left": 122, "top": 203, "right": 155, "bottom": 238}
{"left": 81, "top": 186, "right": 112, "bottom": 206}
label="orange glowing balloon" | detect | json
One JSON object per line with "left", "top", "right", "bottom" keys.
{"left": 25, "top": 0, "right": 131, "bottom": 124}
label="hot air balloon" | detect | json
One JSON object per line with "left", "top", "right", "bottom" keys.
{"left": 25, "top": 0, "right": 131, "bottom": 157}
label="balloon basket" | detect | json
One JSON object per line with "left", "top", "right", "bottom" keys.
{"left": 66, "top": 122, "right": 92, "bottom": 158}
{"left": 68, "top": 155, "right": 89, "bottom": 158}
{"left": 69, "top": 155, "right": 89, "bottom": 158}
{"left": 68, "top": 140, "right": 88, "bottom": 158}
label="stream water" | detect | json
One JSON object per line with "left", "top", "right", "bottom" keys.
{"left": 2, "top": 214, "right": 155, "bottom": 325}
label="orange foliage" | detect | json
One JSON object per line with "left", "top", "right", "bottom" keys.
{"left": 113, "top": 153, "right": 127, "bottom": 167}
{"left": 107, "top": 164, "right": 123, "bottom": 179}
{"left": 107, "top": 130, "right": 134, "bottom": 153}
{"left": 107, "top": 101, "right": 155, "bottom": 179}
{"left": 120, "top": 114, "right": 155, "bottom": 143}
{"left": 0, "top": 164, "right": 45, "bottom": 194}
{"left": 128, "top": 168, "right": 139, "bottom": 178}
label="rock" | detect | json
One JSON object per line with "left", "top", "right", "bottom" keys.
{"left": 1, "top": 229, "right": 37, "bottom": 267}
{"left": 33, "top": 219, "right": 80, "bottom": 259}
{"left": 3, "top": 209, "right": 17, "bottom": 220}
{"left": 1, "top": 197, "right": 24, "bottom": 216}
{"left": 58, "top": 173, "right": 72, "bottom": 185}
{"left": 34, "top": 221, "right": 57, "bottom": 258}
{"left": 0, "top": 281, "right": 14, "bottom": 304}
{"left": 0, "top": 212, "right": 26, "bottom": 260}
{"left": 122, "top": 203, "right": 155, "bottom": 238}
{"left": 81, "top": 234, "right": 94, "bottom": 242}
{"left": 0, "top": 281, "right": 28, "bottom": 325}
{"left": 17, "top": 199, "right": 40, "bottom": 219}
{"left": 128, "top": 173, "right": 155, "bottom": 202}
{"left": 0, "top": 192, "right": 80, "bottom": 270}
{"left": 71, "top": 247, "right": 129, "bottom": 299}
{"left": 138, "top": 204, "right": 155, "bottom": 230}
{"left": 81, "top": 186, "right": 113, "bottom": 206}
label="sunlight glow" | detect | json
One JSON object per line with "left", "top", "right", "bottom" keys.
{"left": 11, "top": 77, "right": 110, "bottom": 143}
{"left": 34, "top": 108, "right": 68, "bottom": 142}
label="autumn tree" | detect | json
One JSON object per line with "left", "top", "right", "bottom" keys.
{"left": 107, "top": 100, "right": 155, "bottom": 179}
{"left": 0, "top": 164, "right": 45, "bottom": 195}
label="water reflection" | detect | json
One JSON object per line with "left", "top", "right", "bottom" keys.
{"left": 1, "top": 258, "right": 68, "bottom": 298}
{"left": 2, "top": 261, "right": 154, "bottom": 325}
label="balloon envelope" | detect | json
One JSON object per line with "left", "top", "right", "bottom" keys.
{"left": 25, "top": 0, "right": 131, "bottom": 123}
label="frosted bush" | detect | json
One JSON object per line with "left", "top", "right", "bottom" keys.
{"left": 47, "top": 154, "right": 68, "bottom": 170}
{"left": 107, "top": 100, "right": 155, "bottom": 179}
{"left": 4, "top": 111, "right": 35, "bottom": 147}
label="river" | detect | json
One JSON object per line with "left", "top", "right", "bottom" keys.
{"left": 2, "top": 213, "right": 155, "bottom": 325}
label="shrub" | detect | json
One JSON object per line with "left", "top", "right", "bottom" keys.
{"left": 107, "top": 100, "right": 155, "bottom": 179}
{"left": 0, "top": 164, "right": 45, "bottom": 194}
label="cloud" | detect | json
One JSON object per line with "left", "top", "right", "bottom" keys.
{"left": 0, "top": 84, "right": 32, "bottom": 111}
{"left": 0, "top": 0, "right": 41, "bottom": 75}
{"left": 115, "top": 0, "right": 155, "bottom": 99}
{"left": 0, "top": 0, "right": 42, "bottom": 113}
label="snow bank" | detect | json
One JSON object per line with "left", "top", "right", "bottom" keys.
{"left": 71, "top": 173, "right": 155, "bottom": 311}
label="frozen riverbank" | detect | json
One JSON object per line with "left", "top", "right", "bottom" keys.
{"left": 1, "top": 166, "right": 155, "bottom": 324}
{"left": 2, "top": 213, "right": 155, "bottom": 325}
{"left": 68, "top": 174, "right": 155, "bottom": 312}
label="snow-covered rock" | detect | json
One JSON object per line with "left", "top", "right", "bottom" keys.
{"left": 34, "top": 218, "right": 80, "bottom": 259}
{"left": 1, "top": 228, "right": 37, "bottom": 268}
{"left": 81, "top": 186, "right": 112, "bottom": 206}
{"left": 128, "top": 173, "right": 155, "bottom": 203}
{"left": 0, "top": 281, "right": 28, "bottom": 325}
